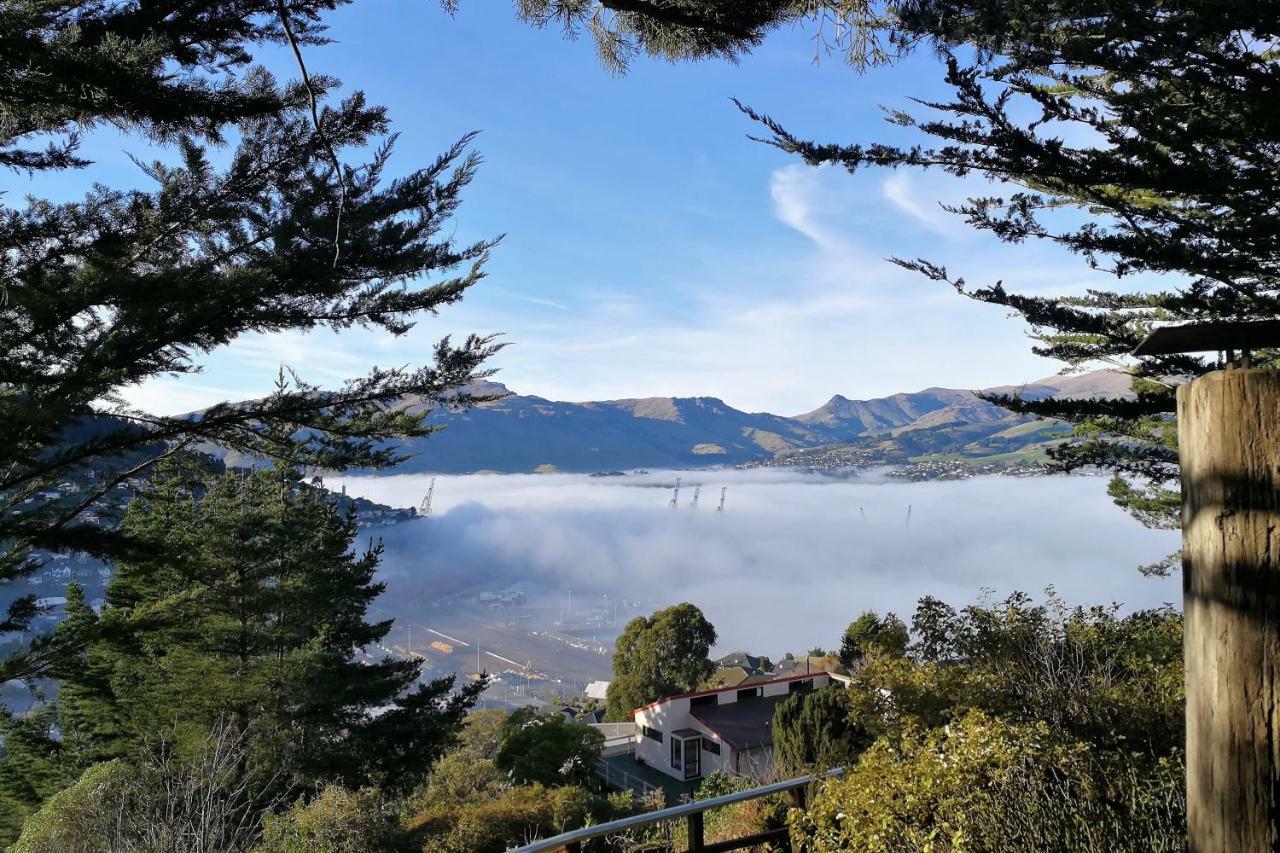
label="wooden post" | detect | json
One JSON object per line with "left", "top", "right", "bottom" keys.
{"left": 1180, "top": 368, "right": 1280, "bottom": 851}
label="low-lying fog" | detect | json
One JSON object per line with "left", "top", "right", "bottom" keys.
{"left": 345, "top": 469, "right": 1181, "bottom": 655}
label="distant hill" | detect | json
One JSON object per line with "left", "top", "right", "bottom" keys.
{"left": 368, "top": 370, "right": 1133, "bottom": 475}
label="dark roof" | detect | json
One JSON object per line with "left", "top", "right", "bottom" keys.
{"left": 716, "top": 651, "right": 762, "bottom": 671}
{"left": 690, "top": 693, "right": 791, "bottom": 750}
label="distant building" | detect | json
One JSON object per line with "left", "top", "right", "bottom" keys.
{"left": 584, "top": 680, "right": 610, "bottom": 701}
{"left": 630, "top": 672, "right": 834, "bottom": 783}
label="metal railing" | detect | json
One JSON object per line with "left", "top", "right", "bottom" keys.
{"left": 509, "top": 767, "right": 844, "bottom": 853}
{"left": 594, "top": 757, "right": 661, "bottom": 799}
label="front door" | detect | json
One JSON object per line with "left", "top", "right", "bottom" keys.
{"left": 684, "top": 739, "right": 701, "bottom": 780}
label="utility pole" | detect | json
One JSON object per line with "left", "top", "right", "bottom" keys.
{"left": 669, "top": 477, "right": 682, "bottom": 509}
{"left": 690, "top": 484, "right": 700, "bottom": 509}
{"left": 1134, "top": 320, "right": 1280, "bottom": 851}
{"left": 716, "top": 487, "right": 726, "bottom": 512}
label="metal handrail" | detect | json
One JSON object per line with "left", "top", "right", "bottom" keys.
{"left": 507, "top": 767, "right": 845, "bottom": 852}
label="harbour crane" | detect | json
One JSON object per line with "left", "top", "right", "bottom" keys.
{"left": 419, "top": 477, "right": 436, "bottom": 517}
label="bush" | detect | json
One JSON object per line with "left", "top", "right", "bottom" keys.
{"left": 772, "top": 686, "right": 868, "bottom": 773}
{"left": 256, "top": 786, "right": 409, "bottom": 853}
{"left": 407, "top": 783, "right": 594, "bottom": 853}
{"left": 14, "top": 725, "right": 275, "bottom": 853}
{"left": 791, "top": 712, "right": 1184, "bottom": 853}
{"left": 495, "top": 708, "right": 603, "bottom": 787}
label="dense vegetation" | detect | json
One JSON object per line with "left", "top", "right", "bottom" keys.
{"left": 781, "top": 591, "right": 1185, "bottom": 851}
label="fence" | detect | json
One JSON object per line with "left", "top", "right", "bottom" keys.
{"left": 594, "top": 757, "right": 662, "bottom": 800}
{"left": 509, "top": 767, "right": 844, "bottom": 853}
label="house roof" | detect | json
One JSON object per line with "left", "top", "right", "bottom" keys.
{"left": 629, "top": 671, "right": 825, "bottom": 716}
{"left": 710, "top": 666, "right": 750, "bottom": 688}
{"left": 690, "top": 694, "right": 791, "bottom": 750}
{"left": 584, "top": 680, "right": 610, "bottom": 700}
{"left": 715, "top": 651, "right": 763, "bottom": 671}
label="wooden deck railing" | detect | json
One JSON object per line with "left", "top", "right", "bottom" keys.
{"left": 507, "top": 767, "right": 844, "bottom": 853}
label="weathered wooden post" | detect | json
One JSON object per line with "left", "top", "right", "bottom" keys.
{"left": 1136, "top": 321, "right": 1280, "bottom": 851}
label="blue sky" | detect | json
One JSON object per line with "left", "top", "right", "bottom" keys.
{"left": 28, "top": 3, "right": 1146, "bottom": 415}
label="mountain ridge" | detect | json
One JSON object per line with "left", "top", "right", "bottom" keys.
{"left": 371, "top": 370, "right": 1131, "bottom": 475}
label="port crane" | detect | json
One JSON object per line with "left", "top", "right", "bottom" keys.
{"left": 419, "top": 477, "right": 436, "bottom": 517}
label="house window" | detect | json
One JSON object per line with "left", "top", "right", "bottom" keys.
{"left": 671, "top": 738, "right": 682, "bottom": 770}
{"left": 789, "top": 678, "right": 814, "bottom": 693}
{"left": 737, "top": 687, "right": 761, "bottom": 702}
{"left": 690, "top": 694, "right": 716, "bottom": 709}
{"left": 702, "top": 739, "right": 721, "bottom": 756}
{"left": 643, "top": 726, "right": 663, "bottom": 743}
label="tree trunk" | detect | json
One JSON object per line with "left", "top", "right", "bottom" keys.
{"left": 1180, "top": 368, "right": 1280, "bottom": 851}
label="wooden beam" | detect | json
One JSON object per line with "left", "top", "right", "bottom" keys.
{"left": 1133, "top": 319, "right": 1280, "bottom": 356}
{"left": 1179, "top": 368, "right": 1280, "bottom": 850}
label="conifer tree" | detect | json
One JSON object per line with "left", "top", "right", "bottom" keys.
{"left": 45, "top": 463, "right": 481, "bottom": 801}
{"left": 1, "top": 0, "right": 500, "bottom": 680}
{"left": 521, "top": 1, "right": 1280, "bottom": 535}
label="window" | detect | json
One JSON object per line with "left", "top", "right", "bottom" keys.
{"left": 671, "top": 737, "right": 682, "bottom": 770}
{"left": 643, "top": 726, "right": 663, "bottom": 743}
{"left": 737, "top": 687, "right": 761, "bottom": 702}
{"left": 702, "top": 739, "right": 721, "bottom": 756}
{"left": 789, "top": 678, "right": 814, "bottom": 693}
{"left": 690, "top": 694, "right": 717, "bottom": 709}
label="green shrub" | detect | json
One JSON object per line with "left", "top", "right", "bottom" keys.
{"left": 407, "top": 783, "right": 594, "bottom": 853}
{"left": 256, "top": 786, "right": 409, "bottom": 853}
{"left": 791, "top": 712, "right": 1184, "bottom": 853}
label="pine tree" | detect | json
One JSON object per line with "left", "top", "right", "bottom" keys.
{"left": 56, "top": 462, "right": 482, "bottom": 798}
{"left": 520, "top": 2, "right": 1280, "bottom": 536}
{"left": 1, "top": 0, "right": 501, "bottom": 681}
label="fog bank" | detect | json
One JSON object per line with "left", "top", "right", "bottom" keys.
{"left": 347, "top": 470, "right": 1181, "bottom": 655}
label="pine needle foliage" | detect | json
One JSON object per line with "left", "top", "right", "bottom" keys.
{"left": 1, "top": 0, "right": 502, "bottom": 680}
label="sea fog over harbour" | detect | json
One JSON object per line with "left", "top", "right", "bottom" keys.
{"left": 346, "top": 469, "right": 1181, "bottom": 656}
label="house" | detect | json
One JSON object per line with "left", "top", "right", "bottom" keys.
{"left": 631, "top": 671, "right": 834, "bottom": 783}
{"left": 714, "top": 651, "right": 770, "bottom": 674}
{"left": 584, "top": 680, "right": 610, "bottom": 701}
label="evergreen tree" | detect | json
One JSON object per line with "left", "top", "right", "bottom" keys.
{"left": 1, "top": 0, "right": 500, "bottom": 681}
{"left": 772, "top": 685, "right": 867, "bottom": 772}
{"left": 605, "top": 603, "right": 716, "bottom": 720}
{"left": 839, "top": 611, "right": 908, "bottom": 669}
{"left": 522, "top": 2, "right": 1280, "bottom": 537}
{"left": 54, "top": 463, "right": 482, "bottom": 798}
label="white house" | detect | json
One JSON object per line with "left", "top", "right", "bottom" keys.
{"left": 630, "top": 672, "right": 833, "bottom": 783}
{"left": 584, "top": 680, "right": 610, "bottom": 701}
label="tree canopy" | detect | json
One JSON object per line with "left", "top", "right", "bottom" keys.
{"left": 1, "top": 0, "right": 500, "bottom": 681}
{"left": 838, "top": 610, "right": 908, "bottom": 668}
{"left": 605, "top": 602, "right": 716, "bottom": 719}
{"left": 0, "top": 464, "right": 482, "bottom": 841}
